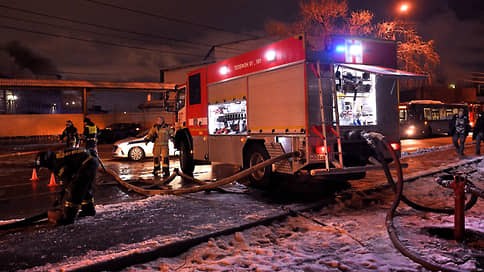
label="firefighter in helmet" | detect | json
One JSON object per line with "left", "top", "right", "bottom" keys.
{"left": 145, "top": 116, "right": 173, "bottom": 177}
{"left": 60, "top": 120, "right": 79, "bottom": 148}
{"left": 35, "top": 148, "right": 99, "bottom": 225}
{"left": 83, "top": 117, "right": 99, "bottom": 156}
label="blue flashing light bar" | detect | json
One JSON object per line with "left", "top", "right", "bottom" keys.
{"left": 335, "top": 45, "right": 345, "bottom": 53}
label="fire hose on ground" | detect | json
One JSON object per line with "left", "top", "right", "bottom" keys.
{"left": 108, "top": 151, "right": 301, "bottom": 196}
{"left": 364, "top": 133, "right": 482, "bottom": 272}
{"left": 0, "top": 151, "right": 301, "bottom": 230}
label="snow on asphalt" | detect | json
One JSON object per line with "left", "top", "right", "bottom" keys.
{"left": 121, "top": 168, "right": 483, "bottom": 271}
{"left": 10, "top": 160, "right": 484, "bottom": 271}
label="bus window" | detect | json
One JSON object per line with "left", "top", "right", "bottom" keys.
{"left": 446, "top": 109, "right": 454, "bottom": 119}
{"left": 399, "top": 109, "right": 407, "bottom": 121}
{"left": 439, "top": 108, "right": 446, "bottom": 120}
{"left": 453, "top": 108, "right": 459, "bottom": 115}
{"left": 431, "top": 109, "right": 440, "bottom": 120}
{"left": 424, "top": 108, "right": 432, "bottom": 121}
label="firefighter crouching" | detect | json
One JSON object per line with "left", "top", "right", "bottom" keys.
{"left": 145, "top": 117, "right": 174, "bottom": 177}
{"left": 83, "top": 118, "right": 99, "bottom": 156}
{"left": 35, "top": 149, "right": 99, "bottom": 225}
{"left": 60, "top": 120, "right": 79, "bottom": 148}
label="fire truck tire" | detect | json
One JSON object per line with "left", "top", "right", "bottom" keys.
{"left": 128, "top": 147, "right": 145, "bottom": 161}
{"left": 244, "top": 144, "right": 272, "bottom": 188}
{"left": 179, "top": 141, "right": 195, "bottom": 176}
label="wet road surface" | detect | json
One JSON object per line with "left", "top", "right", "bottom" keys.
{"left": 0, "top": 139, "right": 482, "bottom": 270}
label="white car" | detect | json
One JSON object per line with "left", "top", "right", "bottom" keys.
{"left": 112, "top": 131, "right": 178, "bottom": 161}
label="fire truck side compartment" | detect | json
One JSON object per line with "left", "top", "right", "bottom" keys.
{"left": 247, "top": 62, "right": 306, "bottom": 134}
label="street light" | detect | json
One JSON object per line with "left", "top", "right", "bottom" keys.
{"left": 399, "top": 3, "right": 410, "bottom": 13}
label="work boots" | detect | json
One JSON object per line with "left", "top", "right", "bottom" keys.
{"left": 152, "top": 166, "right": 161, "bottom": 176}
{"left": 78, "top": 201, "right": 96, "bottom": 217}
{"left": 162, "top": 167, "right": 170, "bottom": 178}
{"left": 56, "top": 206, "right": 78, "bottom": 226}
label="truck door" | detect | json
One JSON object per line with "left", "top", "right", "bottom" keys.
{"left": 187, "top": 68, "right": 209, "bottom": 160}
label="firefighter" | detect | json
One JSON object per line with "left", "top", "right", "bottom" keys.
{"left": 83, "top": 117, "right": 99, "bottom": 156}
{"left": 35, "top": 148, "right": 99, "bottom": 225}
{"left": 60, "top": 120, "right": 79, "bottom": 148}
{"left": 145, "top": 116, "right": 173, "bottom": 177}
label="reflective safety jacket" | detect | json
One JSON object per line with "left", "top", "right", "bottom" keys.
{"left": 146, "top": 123, "right": 173, "bottom": 147}
{"left": 51, "top": 149, "right": 97, "bottom": 183}
{"left": 83, "top": 124, "right": 98, "bottom": 140}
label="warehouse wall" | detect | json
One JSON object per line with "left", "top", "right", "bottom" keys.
{"left": 0, "top": 111, "right": 175, "bottom": 137}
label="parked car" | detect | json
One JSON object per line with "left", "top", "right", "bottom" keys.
{"left": 112, "top": 130, "right": 178, "bottom": 161}
{"left": 98, "top": 123, "right": 141, "bottom": 144}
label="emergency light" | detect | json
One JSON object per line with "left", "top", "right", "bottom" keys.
{"left": 265, "top": 50, "right": 276, "bottom": 61}
{"left": 219, "top": 66, "right": 229, "bottom": 75}
{"left": 335, "top": 45, "right": 345, "bottom": 53}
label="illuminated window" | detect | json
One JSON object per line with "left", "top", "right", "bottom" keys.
{"left": 334, "top": 66, "right": 376, "bottom": 126}
{"left": 424, "top": 108, "right": 432, "bottom": 121}
{"left": 208, "top": 100, "right": 247, "bottom": 135}
{"left": 399, "top": 109, "right": 407, "bottom": 121}
{"left": 431, "top": 109, "right": 440, "bottom": 120}
{"left": 446, "top": 109, "right": 454, "bottom": 119}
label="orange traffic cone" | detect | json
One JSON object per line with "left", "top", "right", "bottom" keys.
{"left": 48, "top": 172, "right": 57, "bottom": 187}
{"left": 30, "top": 168, "right": 39, "bottom": 181}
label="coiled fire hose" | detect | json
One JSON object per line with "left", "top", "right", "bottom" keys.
{"left": 362, "top": 132, "right": 478, "bottom": 272}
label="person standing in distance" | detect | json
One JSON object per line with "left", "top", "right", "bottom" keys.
{"left": 145, "top": 116, "right": 173, "bottom": 177}
{"left": 449, "top": 108, "right": 470, "bottom": 156}
{"left": 473, "top": 112, "right": 484, "bottom": 155}
{"left": 83, "top": 117, "right": 99, "bottom": 156}
{"left": 60, "top": 120, "right": 79, "bottom": 148}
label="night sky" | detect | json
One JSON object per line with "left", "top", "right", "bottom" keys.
{"left": 0, "top": 0, "right": 482, "bottom": 83}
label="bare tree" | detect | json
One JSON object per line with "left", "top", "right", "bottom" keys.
{"left": 265, "top": 0, "right": 440, "bottom": 84}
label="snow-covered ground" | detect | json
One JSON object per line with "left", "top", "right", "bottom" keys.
{"left": 122, "top": 167, "right": 483, "bottom": 272}
{"left": 4, "top": 155, "right": 483, "bottom": 271}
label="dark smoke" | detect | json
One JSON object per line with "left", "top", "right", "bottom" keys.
{"left": 3, "top": 41, "right": 58, "bottom": 76}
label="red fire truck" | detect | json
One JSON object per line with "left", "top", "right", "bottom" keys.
{"left": 174, "top": 34, "right": 425, "bottom": 187}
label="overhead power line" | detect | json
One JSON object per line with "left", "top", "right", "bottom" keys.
{"left": 81, "top": 0, "right": 261, "bottom": 39}
{"left": 0, "top": 24, "right": 205, "bottom": 58}
{"left": 0, "top": 3, "right": 243, "bottom": 53}
{"left": 0, "top": 14, "right": 164, "bottom": 47}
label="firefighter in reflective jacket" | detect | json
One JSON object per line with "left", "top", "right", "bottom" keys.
{"left": 35, "top": 148, "right": 99, "bottom": 225}
{"left": 83, "top": 118, "right": 98, "bottom": 155}
{"left": 145, "top": 116, "right": 173, "bottom": 177}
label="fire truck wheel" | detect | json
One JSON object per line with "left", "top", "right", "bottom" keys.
{"left": 244, "top": 144, "right": 272, "bottom": 188}
{"left": 128, "top": 147, "right": 145, "bottom": 161}
{"left": 179, "top": 141, "right": 195, "bottom": 176}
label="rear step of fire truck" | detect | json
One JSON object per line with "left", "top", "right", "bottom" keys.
{"left": 316, "top": 60, "right": 343, "bottom": 171}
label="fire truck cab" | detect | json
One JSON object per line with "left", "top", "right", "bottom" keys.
{"left": 174, "top": 34, "right": 425, "bottom": 187}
